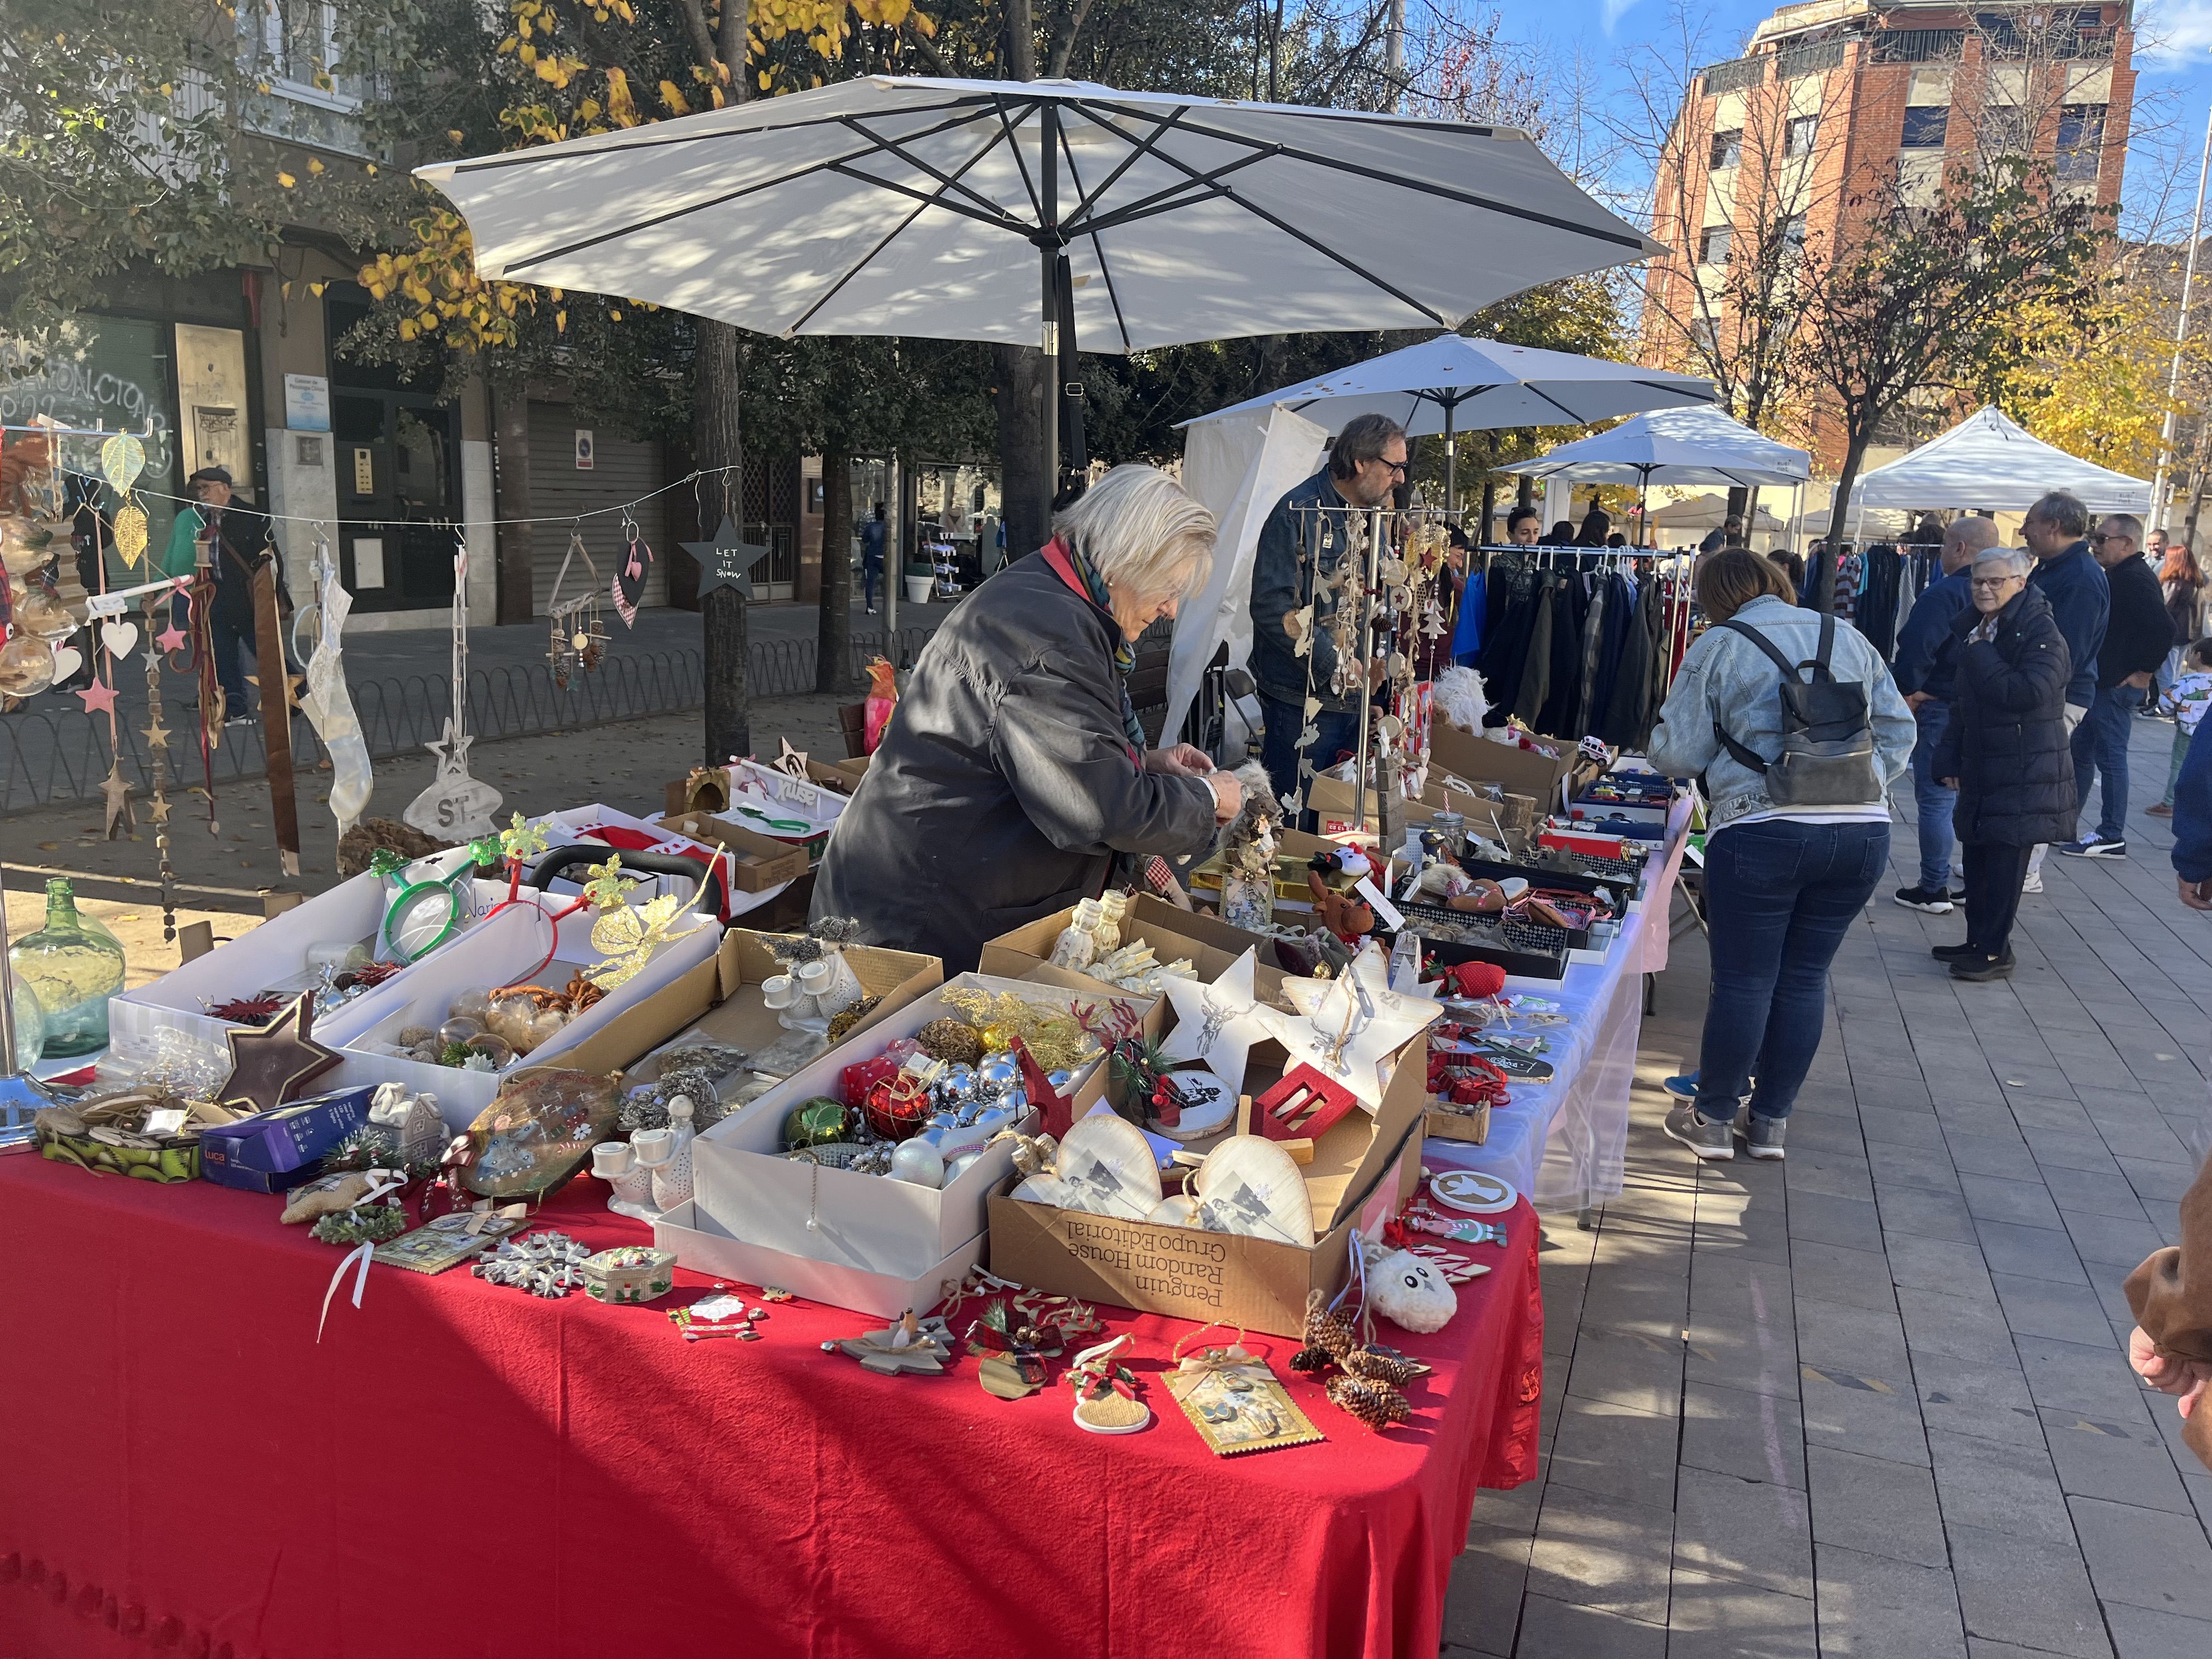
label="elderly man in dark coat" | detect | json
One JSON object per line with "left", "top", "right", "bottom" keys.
{"left": 812, "top": 465, "right": 1239, "bottom": 974}
{"left": 1932, "top": 546, "right": 2078, "bottom": 981}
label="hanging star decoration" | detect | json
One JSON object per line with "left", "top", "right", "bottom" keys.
{"left": 1262, "top": 947, "right": 1437, "bottom": 1110}
{"left": 213, "top": 992, "right": 341, "bottom": 1115}
{"left": 76, "top": 679, "right": 117, "bottom": 716}
{"left": 140, "top": 619, "right": 178, "bottom": 937}
{"left": 683, "top": 515, "right": 774, "bottom": 600}
{"left": 155, "top": 622, "right": 188, "bottom": 656}
{"left": 1156, "top": 947, "right": 1276, "bottom": 1101}
{"left": 101, "top": 765, "right": 134, "bottom": 837}
{"left": 774, "top": 736, "right": 810, "bottom": 780}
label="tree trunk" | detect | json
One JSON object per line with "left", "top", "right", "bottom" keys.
{"left": 1818, "top": 437, "right": 1870, "bottom": 614}
{"left": 815, "top": 441, "right": 857, "bottom": 694}
{"left": 1004, "top": 0, "right": 1036, "bottom": 80}
{"left": 1480, "top": 476, "right": 1496, "bottom": 544}
{"left": 491, "top": 374, "right": 534, "bottom": 626}
{"left": 697, "top": 316, "right": 751, "bottom": 763}
{"left": 995, "top": 342, "right": 1052, "bottom": 558}
{"left": 1724, "top": 484, "right": 1750, "bottom": 531}
{"left": 1515, "top": 473, "right": 1535, "bottom": 509}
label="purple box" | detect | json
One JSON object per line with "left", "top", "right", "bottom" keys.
{"left": 200, "top": 1086, "right": 373, "bottom": 1188}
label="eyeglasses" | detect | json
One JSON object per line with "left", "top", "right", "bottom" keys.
{"left": 1381, "top": 458, "right": 1408, "bottom": 477}
{"left": 1970, "top": 575, "right": 2023, "bottom": 590}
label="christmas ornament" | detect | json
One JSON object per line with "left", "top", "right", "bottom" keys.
{"left": 296, "top": 533, "right": 374, "bottom": 838}
{"left": 212, "top": 993, "right": 341, "bottom": 1115}
{"left": 545, "top": 530, "right": 606, "bottom": 688}
{"left": 405, "top": 537, "right": 501, "bottom": 840}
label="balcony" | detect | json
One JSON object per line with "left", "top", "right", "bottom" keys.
{"left": 1702, "top": 55, "right": 1767, "bottom": 96}
{"left": 1870, "top": 29, "right": 1966, "bottom": 64}
{"left": 1778, "top": 38, "right": 1848, "bottom": 78}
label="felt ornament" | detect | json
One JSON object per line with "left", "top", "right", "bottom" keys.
{"left": 1366, "top": 1245, "right": 1459, "bottom": 1334}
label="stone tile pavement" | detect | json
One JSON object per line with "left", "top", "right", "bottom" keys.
{"left": 1444, "top": 710, "right": 2212, "bottom": 1658}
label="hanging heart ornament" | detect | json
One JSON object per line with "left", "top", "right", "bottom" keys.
{"left": 101, "top": 619, "right": 140, "bottom": 661}
{"left": 612, "top": 533, "right": 651, "bottom": 628}
{"left": 49, "top": 644, "right": 83, "bottom": 681}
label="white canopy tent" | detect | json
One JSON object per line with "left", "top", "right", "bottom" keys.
{"left": 1853, "top": 406, "right": 2151, "bottom": 514}
{"left": 1186, "top": 334, "right": 1713, "bottom": 505}
{"left": 1164, "top": 406, "right": 1330, "bottom": 745}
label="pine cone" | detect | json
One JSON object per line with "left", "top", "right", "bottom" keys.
{"left": 1342, "top": 1346, "right": 1425, "bottom": 1389}
{"left": 1289, "top": 1345, "right": 1333, "bottom": 1375}
{"left": 1301, "top": 1294, "right": 1357, "bottom": 1361}
{"left": 1326, "top": 1373, "right": 1411, "bottom": 1430}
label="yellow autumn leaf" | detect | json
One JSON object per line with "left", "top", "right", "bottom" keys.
{"left": 276, "top": 171, "right": 296, "bottom": 187}
{"left": 658, "top": 78, "right": 689, "bottom": 114}
{"left": 307, "top": 157, "right": 324, "bottom": 174}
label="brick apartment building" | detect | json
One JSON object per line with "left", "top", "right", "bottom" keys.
{"left": 1641, "top": 1, "right": 2136, "bottom": 477}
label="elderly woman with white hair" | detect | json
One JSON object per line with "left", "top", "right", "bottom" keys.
{"left": 812, "top": 464, "right": 1242, "bottom": 972}
{"left": 1931, "top": 544, "right": 2079, "bottom": 981}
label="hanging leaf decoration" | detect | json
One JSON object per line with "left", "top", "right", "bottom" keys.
{"left": 100, "top": 433, "right": 146, "bottom": 495}
{"left": 113, "top": 503, "right": 149, "bottom": 568}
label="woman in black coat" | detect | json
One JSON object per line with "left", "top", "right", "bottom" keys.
{"left": 1931, "top": 547, "right": 2077, "bottom": 981}
{"left": 811, "top": 465, "right": 1240, "bottom": 974}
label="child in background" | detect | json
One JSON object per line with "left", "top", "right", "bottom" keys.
{"left": 2148, "top": 637, "right": 2212, "bottom": 819}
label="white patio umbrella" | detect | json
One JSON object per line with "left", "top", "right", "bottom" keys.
{"left": 417, "top": 76, "right": 1667, "bottom": 495}
{"left": 1506, "top": 404, "right": 1807, "bottom": 546}
{"left": 1185, "top": 333, "right": 1712, "bottom": 508}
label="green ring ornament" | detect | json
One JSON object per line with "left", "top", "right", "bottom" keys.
{"left": 373, "top": 846, "right": 485, "bottom": 964}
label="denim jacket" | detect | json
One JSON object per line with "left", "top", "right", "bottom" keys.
{"left": 1646, "top": 595, "right": 1917, "bottom": 832}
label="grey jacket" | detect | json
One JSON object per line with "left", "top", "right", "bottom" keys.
{"left": 1646, "top": 595, "right": 1916, "bottom": 831}
{"left": 811, "top": 556, "right": 1218, "bottom": 974}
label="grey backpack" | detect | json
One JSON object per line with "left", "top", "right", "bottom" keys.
{"left": 1712, "top": 615, "right": 1882, "bottom": 807}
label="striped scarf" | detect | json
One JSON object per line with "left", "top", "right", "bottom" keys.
{"left": 1042, "top": 536, "right": 1147, "bottom": 750}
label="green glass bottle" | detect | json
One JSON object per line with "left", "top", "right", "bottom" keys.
{"left": 8, "top": 878, "right": 126, "bottom": 1057}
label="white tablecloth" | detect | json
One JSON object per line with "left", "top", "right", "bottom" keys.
{"left": 1426, "top": 799, "right": 1692, "bottom": 1212}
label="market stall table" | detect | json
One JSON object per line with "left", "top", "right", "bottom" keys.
{"left": 0, "top": 1155, "right": 1539, "bottom": 1659}
{"left": 1428, "top": 796, "right": 1693, "bottom": 1212}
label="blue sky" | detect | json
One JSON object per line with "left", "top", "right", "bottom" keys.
{"left": 1532, "top": 0, "right": 2212, "bottom": 237}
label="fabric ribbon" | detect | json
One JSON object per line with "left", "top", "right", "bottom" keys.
{"left": 1040, "top": 536, "right": 1147, "bottom": 751}
{"left": 314, "top": 1172, "right": 408, "bottom": 1343}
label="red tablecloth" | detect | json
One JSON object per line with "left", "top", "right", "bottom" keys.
{"left": 0, "top": 1157, "right": 1539, "bottom": 1659}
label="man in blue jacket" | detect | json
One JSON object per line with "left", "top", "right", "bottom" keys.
{"left": 1891, "top": 515, "right": 1998, "bottom": 912}
{"left": 1249, "top": 413, "right": 1408, "bottom": 817}
{"left": 2022, "top": 490, "right": 2109, "bottom": 890}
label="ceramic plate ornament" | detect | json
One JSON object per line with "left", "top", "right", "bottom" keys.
{"left": 1011, "top": 1111, "right": 1161, "bottom": 1220}
{"left": 1430, "top": 1170, "right": 1517, "bottom": 1215}
{"left": 1192, "top": 1135, "right": 1313, "bottom": 1248}
{"left": 1153, "top": 1065, "right": 1235, "bottom": 1143}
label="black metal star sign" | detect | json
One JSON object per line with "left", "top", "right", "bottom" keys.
{"left": 683, "top": 515, "right": 773, "bottom": 600}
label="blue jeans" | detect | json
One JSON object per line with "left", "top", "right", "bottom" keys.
{"left": 1695, "top": 819, "right": 1890, "bottom": 1122}
{"left": 1260, "top": 695, "right": 1361, "bottom": 832}
{"left": 862, "top": 552, "right": 882, "bottom": 610}
{"left": 1909, "top": 699, "right": 1957, "bottom": 891}
{"left": 2071, "top": 682, "right": 2146, "bottom": 840}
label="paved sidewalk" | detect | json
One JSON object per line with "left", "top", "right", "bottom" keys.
{"left": 1449, "top": 710, "right": 2212, "bottom": 1658}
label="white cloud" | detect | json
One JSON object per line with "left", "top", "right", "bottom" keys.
{"left": 1601, "top": 0, "right": 1643, "bottom": 35}
{"left": 2136, "top": 0, "right": 2212, "bottom": 67}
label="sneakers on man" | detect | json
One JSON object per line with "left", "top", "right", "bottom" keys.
{"left": 2061, "top": 834, "right": 2126, "bottom": 859}
{"left": 2148, "top": 802, "right": 2176, "bottom": 818}
{"left": 1663, "top": 1102, "right": 1735, "bottom": 1160}
{"left": 1932, "top": 941, "right": 1981, "bottom": 962}
{"left": 1662, "top": 1073, "right": 1700, "bottom": 1101}
{"left": 1893, "top": 885, "right": 1954, "bottom": 914}
{"left": 1735, "top": 1109, "right": 1787, "bottom": 1160}
{"left": 2021, "top": 870, "right": 2044, "bottom": 894}
{"left": 1950, "top": 950, "right": 2016, "bottom": 982}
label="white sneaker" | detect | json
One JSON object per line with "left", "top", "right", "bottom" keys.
{"left": 2021, "top": 870, "right": 2044, "bottom": 894}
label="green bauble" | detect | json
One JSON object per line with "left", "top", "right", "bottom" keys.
{"left": 781, "top": 1096, "right": 850, "bottom": 1150}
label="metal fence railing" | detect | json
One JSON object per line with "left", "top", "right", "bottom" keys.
{"left": 0, "top": 625, "right": 934, "bottom": 812}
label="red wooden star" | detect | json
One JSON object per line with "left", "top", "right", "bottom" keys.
{"left": 155, "top": 624, "right": 188, "bottom": 654}
{"left": 76, "top": 679, "right": 118, "bottom": 716}
{"left": 213, "top": 992, "right": 340, "bottom": 1115}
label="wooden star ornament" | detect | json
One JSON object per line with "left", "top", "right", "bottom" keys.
{"left": 1157, "top": 947, "right": 1274, "bottom": 1100}
{"left": 213, "top": 991, "right": 341, "bottom": 1115}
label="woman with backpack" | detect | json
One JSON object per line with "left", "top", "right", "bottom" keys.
{"left": 1930, "top": 545, "right": 2077, "bottom": 981}
{"left": 1646, "top": 551, "right": 1916, "bottom": 1161}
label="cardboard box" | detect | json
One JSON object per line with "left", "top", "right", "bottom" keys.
{"left": 1425, "top": 1104, "right": 1489, "bottom": 1143}
{"left": 987, "top": 1116, "right": 1425, "bottom": 1338}
{"left": 657, "top": 811, "right": 812, "bottom": 891}
{"left": 654, "top": 1200, "right": 985, "bottom": 1320}
{"left": 1306, "top": 775, "right": 1441, "bottom": 842}
{"left": 1429, "top": 722, "right": 1579, "bottom": 811}
{"left": 331, "top": 906, "right": 725, "bottom": 1130}
{"left": 199, "top": 1085, "right": 373, "bottom": 1184}
{"left": 689, "top": 973, "right": 1149, "bottom": 1279}
{"left": 978, "top": 894, "right": 1290, "bottom": 1007}
{"left": 640, "top": 928, "right": 941, "bottom": 1068}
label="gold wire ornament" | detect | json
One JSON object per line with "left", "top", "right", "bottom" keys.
{"left": 102, "top": 433, "right": 150, "bottom": 570}
{"left": 545, "top": 530, "right": 606, "bottom": 689}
